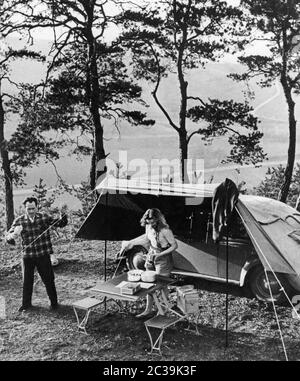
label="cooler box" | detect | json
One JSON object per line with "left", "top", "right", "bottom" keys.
{"left": 176, "top": 285, "right": 199, "bottom": 314}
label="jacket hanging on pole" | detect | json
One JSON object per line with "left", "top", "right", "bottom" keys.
{"left": 212, "top": 178, "right": 239, "bottom": 243}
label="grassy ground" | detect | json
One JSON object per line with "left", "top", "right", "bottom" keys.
{"left": 1, "top": 239, "right": 300, "bottom": 361}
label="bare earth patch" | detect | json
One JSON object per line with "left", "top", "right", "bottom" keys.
{"left": 1, "top": 239, "right": 300, "bottom": 361}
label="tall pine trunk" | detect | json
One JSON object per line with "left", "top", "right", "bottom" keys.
{"left": 278, "top": 98, "right": 296, "bottom": 203}
{"left": 179, "top": 131, "right": 188, "bottom": 183}
{"left": 278, "top": 59, "right": 297, "bottom": 203}
{"left": 86, "top": 5, "right": 106, "bottom": 190}
{"left": 0, "top": 94, "right": 14, "bottom": 228}
{"left": 177, "top": 25, "right": 189, "bottom": 183}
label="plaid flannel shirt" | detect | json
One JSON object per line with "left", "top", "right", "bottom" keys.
{"left": 8, "top": 212, "right": 68, "bottom": 258}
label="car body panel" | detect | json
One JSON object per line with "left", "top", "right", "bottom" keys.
{"left": 172, "top": 238, "right": 219, "bottom": 277}
{"left": 217, "top": 238, "right": 254, "bottom": 282}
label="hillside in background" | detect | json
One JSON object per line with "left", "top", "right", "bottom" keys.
{"left": 3, "top": 38, "right": 300, "bottom": 207}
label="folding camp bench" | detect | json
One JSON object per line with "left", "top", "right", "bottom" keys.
{"left": 144, "top": 286, "right": 201, "bottom": 354}
{"left": 144, "top": 314, "right": 185, "bottom": 355}
{"left": 72, "top": 297, "right": 104, "bottom": 334}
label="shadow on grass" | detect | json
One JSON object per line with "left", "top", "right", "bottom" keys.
{"left": 54, "top": 258, "right": 117, "bottom": 278}
{"left": 81, "top": 313, "right": 297, "bottom": 360}
{"left": 9, "top": 299, "right": 300, "bottom": 360}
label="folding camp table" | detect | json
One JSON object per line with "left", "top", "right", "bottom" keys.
{"left": 72, "top": 273, "right": 175, "bottom": 333}
{"left": 88, "top": 273, "right": 198, "bottom": 353}
{"left": 88, "top": 273, "right": 174, "bottom": 308}
{"left": 73, "top": 274, "right": 199, "bottom": 352}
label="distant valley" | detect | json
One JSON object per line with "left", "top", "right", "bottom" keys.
{"left": 3, "top": 38, "right": 300, "bottom": 207}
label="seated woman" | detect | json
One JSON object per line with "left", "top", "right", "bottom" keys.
{"left": 121, "top": 208, "right": 178, "bottom": 318}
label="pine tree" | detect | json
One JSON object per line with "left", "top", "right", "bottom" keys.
{"left": 33, "top": 178, "right": 55, "bottom": 211}
{"left": 255, "top": 164, "right": 300, "bottom": 207}
{"left": 119, "top": 0, "right": 266, "bottom": 182}
{"left": 0, "top": 39, "right": 46, "bottom": 228}
{"left": 1, "top": 0, "right": 155, "bottom": 189}
{"left": 233, "top": 0, "right": 300, "bottom": 202}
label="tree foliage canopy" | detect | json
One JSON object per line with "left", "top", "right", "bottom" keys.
{"left": 233, "top": 0, "right": 300, "bottom": 202}
{"left": 1, "top": 0, "right": 155, "bottom": 188}
{"left": 255, "top": 164, "right": 300, "bottom": 207}
{"left": 118, "top": 0, "right": 265, "bottom": 169}
{"left": 233, "top": 0, "right": 300, "bottom": 92}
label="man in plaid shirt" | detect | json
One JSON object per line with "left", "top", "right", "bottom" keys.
{"left": 6, "top": 196, "right": 68, "bottom": 312}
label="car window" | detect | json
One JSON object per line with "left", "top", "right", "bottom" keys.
{"left": 168, "top": 201, "right": 249, "bottom": 242}
{"left": 227, "top": 210, "right": 249, "bottom": 240}
{"left": 171, "top": 205, "right": 211, "bottom": 241}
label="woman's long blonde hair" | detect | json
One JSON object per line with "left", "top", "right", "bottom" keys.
{"left": 140, "top": 208, "right": 169, "bottom": 232}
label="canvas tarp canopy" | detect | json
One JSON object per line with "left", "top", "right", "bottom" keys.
{"left": 76, "top": 177, "right": 300, "bottom": 276}
{"left": 75, "top": 177, "right": 216, "bottom": 241}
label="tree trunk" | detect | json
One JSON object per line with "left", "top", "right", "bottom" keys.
{"left": 0, "top": 95, "right": 14, "bottom": 228}
{"left": 89, "top": 54, "right": 106, "bottom": 189}
{"left": 177, "top": 23, "right": 189, "bottom": 183}
{"left": 89, "top": 150, "right": 96, "bottom": 191}
{"left": 179, "top": 131, "right": 188, "bottom": 183}
{"left": 86, "top": 4, "right": 106, "bottom": 189}
{"left": 278, "top": 78, "right": 296, "bottom": 203}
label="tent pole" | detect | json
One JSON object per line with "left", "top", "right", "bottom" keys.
{"left": 225, "top": 225, "right": 229, "bottom": 348}
{"left": 104, "top": 192, "right": 108, "bottom": 310}
{"left": 105, "top": 192, "right": 108, "bottom": 281}
{"left": 104, "top": 239, "right": 107, "bottom": 282}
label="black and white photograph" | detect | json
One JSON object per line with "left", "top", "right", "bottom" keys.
{"left": 0, "top": 0, "right": 300, "bottom": 364}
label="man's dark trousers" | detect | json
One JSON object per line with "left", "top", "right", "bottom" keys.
{"left": 22, "top": 255, "right": 57, "bottom": 307}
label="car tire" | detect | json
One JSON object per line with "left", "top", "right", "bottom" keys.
{"left": 248, "top": 265, "right": 291, "bottom": 304}
{"left": 126, "top": 245, "right": 148, "bottom": 270}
